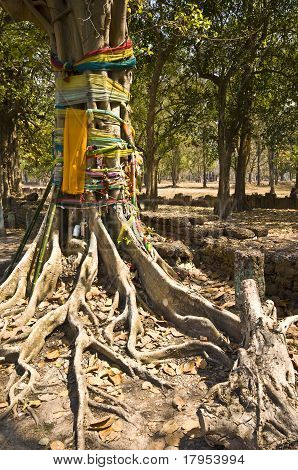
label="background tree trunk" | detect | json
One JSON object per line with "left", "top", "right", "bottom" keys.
{"left": 202, "top": 135, "right": 207, "bottom": 188}
{"left": 215, "top": 80, "right": 234, "bottom": 219}
{"left": 234, "top": 115, "right": 251, "bottom": 211}
{"left": 0, "top": 196, "right": 5, "bottom": 237}
{"left": 256, "top": 139, "right": 262, "bottom": 186}
{"left": 268, "top": 146, "right": 276, "bottom": 195}
{"left": 145, "top": 48, "right": 167, "bottom": 202}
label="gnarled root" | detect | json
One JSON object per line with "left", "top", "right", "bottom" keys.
{"left": 197, "top": 279, "right": 298, "bottom": 450}
{"left": 0, "top": 217, "right": 47, "bottom": 311}
{"left": 0, "top": 210, "right": 249, "bottom": 450}
{"left": 16, "top": 230, "right": 62, "bottom": 327}
{"left": 92, "top": 214, "right": 232, "bottom": 368}
{"left": 111, "top": 210, "right": 241, "bottom": 345}
{"left": 0, "top": 232, "right": 97, "bottom": 421}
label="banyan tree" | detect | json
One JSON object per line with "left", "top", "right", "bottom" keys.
{"left": 0, "top": 0, "right": 297, "bottom": 450}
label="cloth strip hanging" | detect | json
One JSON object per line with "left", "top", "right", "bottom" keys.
{"left": 53, "top": 38, "right": 143, "bottom": 208}
{"left": 61, "top": 109, "right": 87, "bottom": 194}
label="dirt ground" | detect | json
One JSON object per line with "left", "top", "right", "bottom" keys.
{"left": 156, "top": 180, "right": 294, "bottom": 199}
{"left": 0, "top": 199, "right": 297, "bottom": 451}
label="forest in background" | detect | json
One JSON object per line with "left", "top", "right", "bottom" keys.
{"left": 0, "top": 0, "right": 297, "bottom": 216}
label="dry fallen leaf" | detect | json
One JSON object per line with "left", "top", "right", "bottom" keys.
{"left": 59, "top": 390, "right": 68, "bottom": 398}
{"left": 98, "top": 427, "right": 113, "bottom": 441}
{"left": 105, "top": 298, "right": 113, "bottom": 307}
{"left": 87, "top": 376, "right": 103, "bottom": 387}
{"left": 147, "top": 331, "right": 160, "bottom": 340}
{"left": 220, "top": 301, "right": 235, "bottom": 309}
{"left": 109, "top": 374, "right": 122, "bottom": 386}
{"left": 181, "top": 419, "right": 199, "bottom": 433}
{"left": 88, "top": 354, "right": 96, "bottom": 367}
{"left": 105, "top": 431, "right": 119, "bottom": 442}
{"left": 213, "top": 292, "right": 224, "bottom": 300}
{"left": 25, "top": 399, "right": 41, "bottom": 409}
{"left": 50, "top": 441, "right": 65, "bottom": 450}
{"left": 183, "top": 362, "right": 197, "bottom": 375}
{"left": 163, "top": 365, "right": 176, "bottom": 377}
{"left": 195, "top": 357, "right": 207, "bottom": 369}
{"left": 175, "top": 364, "right": 184, "bottom": 375}
{"left": 0, "top": 401, "right": 8, "bottom": 409}
{"left": 161, "top": 419, "right": 180, "bottom": 435}
{"left": 112, "top": 420, "right": 124, "bottom": 432}
{"left": 90, "top": 286, "right": 101, "bottom": 297}
{"left": 114, "top": 332, "right": 128, "bottom": 342}
{"left": 172, "top": 396, "right": 186, "bottom": 411}
{"left": 45, "top": 350, "right": 60, "bottom": 361}
{"left": 141, "top": 335, "right": 152, "bottom": 346}
{"left": 170, "top": 328, "right": 184, "bottom": 338}
{"left": 89, "top": 416, "right": 115, "bottom": 431}
{"left": 146, "top": 363, "right": 156, "bottom": 369}
{"left": 109, "top": 367, "right": 121, "bottom": 376}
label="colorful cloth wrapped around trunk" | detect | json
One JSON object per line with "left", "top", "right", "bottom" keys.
{"left": 62, "top": 109, "right": 87, "bottom": 195}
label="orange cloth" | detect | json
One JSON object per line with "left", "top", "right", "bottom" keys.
{"left": 62, "top": 109, "right": 87, "bottom": 194}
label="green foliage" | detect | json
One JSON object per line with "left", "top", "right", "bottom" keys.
{"left": 0, "top": 1, "right": 296, "bottom": 192}
{"left": 0, "top": 9, "right": 54, "bottom": 178}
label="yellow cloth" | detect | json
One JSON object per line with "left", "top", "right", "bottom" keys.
{"left": 62, "top": 109, "right": 87, "bottom": 195}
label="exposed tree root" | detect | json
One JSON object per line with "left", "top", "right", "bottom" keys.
{"left": 128, "top": 242, "right": 241, "bottom": 344}
{"left": 0, "top": 241, "right": 37, "bottom": 315}
{"left": 16, "top": 230, "right": 62, "bottom": 327}
{"left": 5, "top": 210, "right": 293, "bottom": 450}
{"left": 92, "top": 214, "right": 233, "bottom": 369}
{"left": 197, "top": 279, "right": 298, "bottom": 450}
{"left": 0, "top": 232, "right": 97, "bottom": 427}
{"left": 0, "top": 218, "right": 46, "bottom": 307}
{"left": 87, "top": 384, "right": 130, "bottom": 412}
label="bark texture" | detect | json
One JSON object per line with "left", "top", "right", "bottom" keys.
{"left": 198, "top": 279, "right": 298, "bottom": 449}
